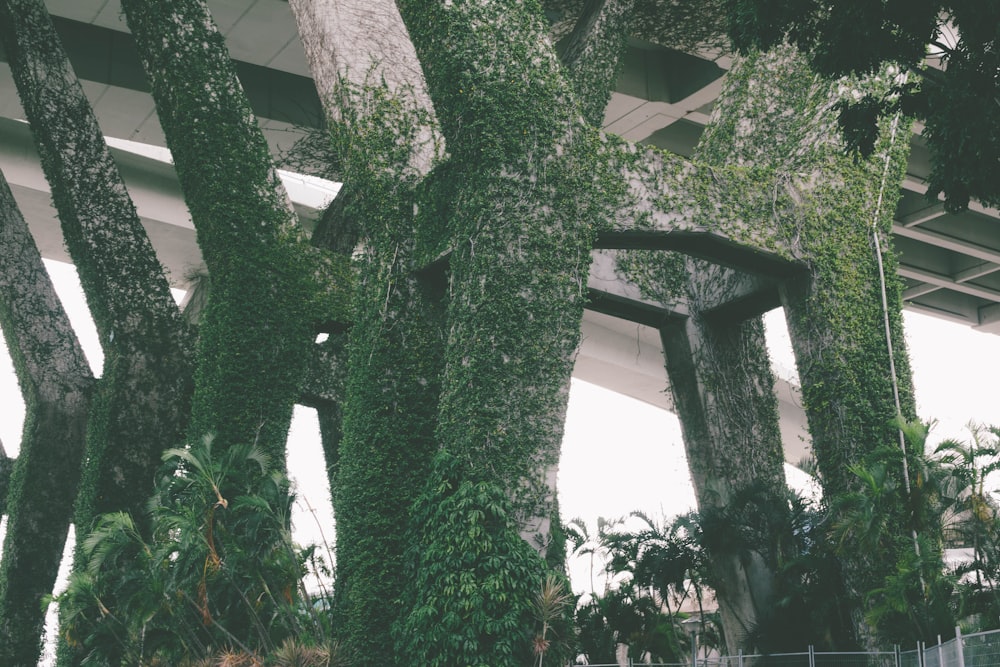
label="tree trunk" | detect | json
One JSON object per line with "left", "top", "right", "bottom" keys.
{"left": 0, "top": 168, "right": 94, "bottom": 667}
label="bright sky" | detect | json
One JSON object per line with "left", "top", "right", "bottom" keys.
{"left": 2, "top": 260, "right": 1000, "bottom": 659}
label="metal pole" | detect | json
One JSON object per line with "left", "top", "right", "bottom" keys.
{"left": 955, "top": 626, "right": 966, "bottom": 667}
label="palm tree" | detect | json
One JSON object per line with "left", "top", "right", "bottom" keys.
{"left": 828, "top": 420, "right": 955, "bottom": 644}
{"left": 566, "top": 516, "right": 619, "bottom": 599}
{"left": 599, "top": 511, "right": 713, "bottom": 663}
{"left": 935, "top": 424, "right": 1000, "bottom": 627}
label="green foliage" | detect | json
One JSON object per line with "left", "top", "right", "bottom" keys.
{"left": 397, "top": 452, "right": 547, "bottom": 666}
{"left": 2, "top": 2, "right": 957, "bottom": 664}
{"left": 734, "top": 491, "right": 857, "bottom": 652}
{"left": 319, "top": 70, "right": 447, "bottom": 662}
{"left": 0, "top": 450, "right": 11, "bottom": 514}
{"left": 825, "top": 421, "right": 956, "bottom": 644}
{"left": 573, "top": 598, "right": 619, "bottom": 664}
{"left": 532, "top": 573, "right": 575, "bottom": 666}
{"left": 863, "top": 534, "right": 955, "bottom": 645}
{"left": 725, "top": 0, "right": 1000, "bottom": 211}
{"left": 57, "top": 436, "right": 334, "bottom": 665}
{"left": 119, "top": 0, "right": 350, "bottom": 464}
{"left": 579, "top": 454, "right": 950, "bottom": 658}
{"left": 934, "top": 425, "right": 1000, "bottom": 630}
{"left": 576, "top": 512, "right": 709, "bottom": 663}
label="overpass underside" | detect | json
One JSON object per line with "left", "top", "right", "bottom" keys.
{"left": 0, "top": 1, "right": 993, "bottom": 470}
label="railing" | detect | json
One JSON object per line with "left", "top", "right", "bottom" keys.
{"left": 575, "top": 628, "right": 1000, "bottom": 667}
{"left": 899, "top": 627, "right": 1000, "bottom": 667}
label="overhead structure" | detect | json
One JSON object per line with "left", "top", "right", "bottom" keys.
{"left": 1, "top": 0, "right": 992, "bottom": 467}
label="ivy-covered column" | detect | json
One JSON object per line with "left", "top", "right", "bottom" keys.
{"left": 660, "top": 283, "right": 786, "bottom": 653}
{"left": 288, "top": 2, "right": 448, "bottom": 658}
{"left": 1, "top": 5, "right": 195, "bottom": 660}
{"left": 702, "top": 47, "right": 915, "bottom": 642}
{"left": 0, "top": 169, "right": 95, "bottom": 666}
{"left": 656, "top": 47, "right": 815, "bottom": 652}
{"left": 0, "top": 0, "right": 195, "bottom": 533}
{"left": 558, "top": 0, "right": 635, "bottom": 126}
{"left": 118, "top": 0, "right": 351, "bottom": 459}
{"left": 392, "top": 2, "right": 606, "bottom": 663}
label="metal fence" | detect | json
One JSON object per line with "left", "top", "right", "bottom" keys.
{"left": 898, "top": 627, "right": 1000, "bottom": 667}
{"left": 577, "top": 627, "right": 1000, "bottom": 667}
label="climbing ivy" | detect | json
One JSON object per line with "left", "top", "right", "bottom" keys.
{"left": 0, "top": 168, "right": 95, "bottom": 667}
{"left": 318, "top": 76, "right": 448, "bottom": 660}
{"left": 389, "top": 1, "right": 615, "bottom": 661}
{"left": 398, "top": 451, "right": 544, "bottom": 666}
{"left": 0, "top": 2, "right": 194, "bottom": 663}
{"left": 118, "top": 0, "right": 352, "bottom": 462}
{"left": 705, "top": 48, "right": 915, "bottom": 646}
{"left": 602, "top": 44, "right": 922, "bottom": 648}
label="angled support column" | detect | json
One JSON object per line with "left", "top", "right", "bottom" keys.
{"left": 697, "top": 46, "right": 915, "bottom": 645}
{"left": 0, "top": 169, "right": 94, "bottom": 667}
{"left": 0, "top": 0, "right": 195, "bottom": 536}
{"left": 288, "top": 1, "right": 447, "bottom": 660}
{"left": 660, "top": 263, "right": 786, "bottom": 653}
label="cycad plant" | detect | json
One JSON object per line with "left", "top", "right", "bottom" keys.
{"left": 57, "top": 435, "right": 337, "bottom": 665}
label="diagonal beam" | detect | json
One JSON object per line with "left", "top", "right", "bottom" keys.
{"left": 559, "top": 0, "right": 635, "bottom": 126}
{"left": 0, "top": 167, "right": 94, "bottom": 666}
{"left": 898, "top": 203, "right": 945, "bottom": 227}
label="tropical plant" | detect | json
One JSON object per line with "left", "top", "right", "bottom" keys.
{"left": 934, "top": 424, "right": 1000, "bottom": 629}
{"left": 715, "top": 486, "right": 857, "bottom": 653}
{"left": 828, "top": 420, "right": 956, "bottom": 644}
{"left": 582, "top": 511, "right": 712, "bottom": 663}
{"left": 565, "top": 516, "right": 619, "bottom": 599}
{"left": 533, "top": 573, "right": 574, "bottom": 667}
{"left": 56, "top": 435, "right": 338, "bottom": 664}
{"left": 604, "top": 511, "right": 711, "bottom": 622}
